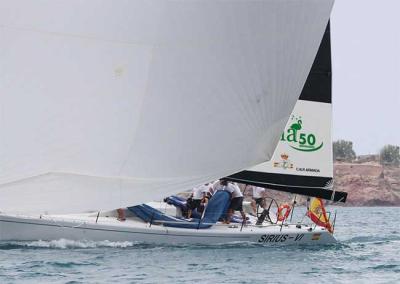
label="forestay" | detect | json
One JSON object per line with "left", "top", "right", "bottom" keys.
{"left": 0, "top": 0, "right": 334, "bottom": 214}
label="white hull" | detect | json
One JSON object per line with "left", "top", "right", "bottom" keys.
{"left": 0, "top": 213, "right": 336, "bottom": 246}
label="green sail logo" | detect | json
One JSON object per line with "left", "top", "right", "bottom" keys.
{"left": 280, "top": 116, "right": 323, "bottom": 152}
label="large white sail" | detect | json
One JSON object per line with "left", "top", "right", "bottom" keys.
{"left": 0, "top": 0, "right": 334, "bottom": 214}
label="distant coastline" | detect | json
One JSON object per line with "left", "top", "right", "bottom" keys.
{"left": 333, "top": 161, "right": 400, "bottom": 206}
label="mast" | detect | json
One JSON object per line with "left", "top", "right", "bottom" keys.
{"left": 226, "top": 22, "right": 347, "bottom": 203}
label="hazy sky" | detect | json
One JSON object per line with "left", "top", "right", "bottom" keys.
{"left": 331, "top": 0, "right": 400, "bottom": 154}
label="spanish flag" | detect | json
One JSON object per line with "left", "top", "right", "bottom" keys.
{"left": 307, "top": 198, "right": 333, "bottom": 233}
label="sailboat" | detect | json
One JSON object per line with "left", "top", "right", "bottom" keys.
{"left": 0, "top": 0, "right": 346, "bottom": 245}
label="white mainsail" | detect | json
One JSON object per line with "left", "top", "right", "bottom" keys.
{"left": 0, "top": 0, "right": 334, "bottom": 214}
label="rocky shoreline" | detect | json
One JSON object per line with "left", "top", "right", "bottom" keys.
{"left": 333, "top": 162, "right": 400, "bottom": 206}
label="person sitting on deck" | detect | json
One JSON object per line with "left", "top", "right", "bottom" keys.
{"left": 202, "top": 182, "right": 214, "bottom": 200}
{"left": 250, "top": 186, "right": 267, "bottom": 216}
{"left": 187, "top": 185, "right": 206, "bottom": 218}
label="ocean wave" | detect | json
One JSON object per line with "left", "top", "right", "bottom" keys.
{"left": 0, "top": 239, "right": 349, "bottom": 251}
{"left": 0, "top": 239, "right": 137, "bottom": 249}
{"left": 0, "top": 235, "right": 397, "bottom": 251}
{"left": 369, "top": 264, "right": 399, "bottom": 271}
{"left": 343, "top": 235, "right": 400, "bottom": 244}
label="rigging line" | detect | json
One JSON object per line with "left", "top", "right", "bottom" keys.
{"left": 289, "top": 195, "right": 297, "bottom": 222}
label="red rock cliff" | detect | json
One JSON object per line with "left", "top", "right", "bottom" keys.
{"left": 334, "top": 162, "right": 400, "bottom": 206}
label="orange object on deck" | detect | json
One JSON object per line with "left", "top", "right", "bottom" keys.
{"left": 277, "top": 204, "right": 291, "bottom": 222}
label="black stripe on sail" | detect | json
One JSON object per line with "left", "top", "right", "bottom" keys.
{"left": 299, "top": 22, "right": 331, "bottom": 104}
{"left": 225, "top": 170, "right": 347, "bottom": 203}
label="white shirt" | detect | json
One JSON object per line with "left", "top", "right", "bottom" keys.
{"left": 225, "top": 183, "right": 243, "bottom": 198}
{"left": 212, "top": 180, "right": 223, "bottom": 192}
{"left": 199, "top": 184, "right": 212, "bottom": 195}
{"left": 252, "top": 186, "right": 266, "bottom": 199}
{"left": 192, "top": 186, "right": 204, "bottom": 200}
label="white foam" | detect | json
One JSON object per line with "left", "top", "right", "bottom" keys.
{"left": 25, "top": 239, "right": 135, "bottom": 249}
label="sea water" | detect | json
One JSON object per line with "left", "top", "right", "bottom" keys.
{"left": 0, "top": 207, "right": 399, "bottom": 283}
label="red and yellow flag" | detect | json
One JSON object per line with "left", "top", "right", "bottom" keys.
{"left": 307, "top": 198, "right": 333, "bottom": 233}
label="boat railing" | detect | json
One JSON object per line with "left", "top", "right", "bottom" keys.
{"left": 1, "top": 212, "right": 320, "bottom": 232}
{"left": 144, "top": 218, "right": 310, "bottom": 229}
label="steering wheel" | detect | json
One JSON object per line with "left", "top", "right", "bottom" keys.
{"left": 257, "top": 197, "right": 279, "bottom": 224}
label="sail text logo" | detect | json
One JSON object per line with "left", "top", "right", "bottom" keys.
{"left": 273, "top": 153, "right": 294, "bottom": 170}
{"left": 280, "top": 115, "right": 323, "bottom": 152}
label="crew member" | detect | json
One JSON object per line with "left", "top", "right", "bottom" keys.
{"left": 225, "top": 182, "right": 246, "bottom": 224}
{"left": 211, "top": 179, "right": 223, "bottom": 192}
{"left": 200, "top": 183, "right": 214, "bottom": 200}
{"left": 187, "top": 185, "right": 205, "bottom": 218}
{"left": 250, "top": 186, "right": 267, "bottom": 215}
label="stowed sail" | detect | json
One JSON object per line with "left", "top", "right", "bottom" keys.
{"left": 227, "top": 23, "right": 348, "bottom": 202}
{"left": 0, "top": 0, "right": 335, "bottom": 213}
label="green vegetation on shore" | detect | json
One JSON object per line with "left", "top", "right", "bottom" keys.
{"left": 333, "top": 140, "right": 400, "bottom": 167}
{"left": 332, "top": 140, "right": 400, "bottom": 206}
